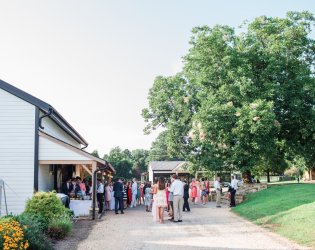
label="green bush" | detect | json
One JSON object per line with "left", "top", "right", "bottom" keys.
{"left": 0, "top": 216, "right": 11, "bottom": 223}
{"left": 24, "top": 191, "right": 69, "bottom": 221}
{"left": 48, "top": 214, "right": 73, "bottom": 237}
{"left": 66, "top": 209, "right": 75, "bottom": 219}
{"left": 19, "top": 214, "right": 54, "bottom": 250}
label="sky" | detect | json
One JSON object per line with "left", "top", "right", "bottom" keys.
{"left": 0, "top": 0, "right": 314, "bottom": 157}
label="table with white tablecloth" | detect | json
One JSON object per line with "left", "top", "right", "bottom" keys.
{"left": 69, "top": 200, "right": 91, "bottom": 217}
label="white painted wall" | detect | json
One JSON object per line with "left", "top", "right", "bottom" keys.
{"left": 38, "top": 164, "right": 54, "bottom": 192}
{"left": 0, "top": 88, "right": 35, "bottom": 215}
{"left": 39, "top": 136, "right": 91, "bottom": 160}
{"left": 39, "top": 111, "right": 81, "bottom": 148}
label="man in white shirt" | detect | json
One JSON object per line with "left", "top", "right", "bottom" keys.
{"left": 169, "top": 174, "right": 184, "bottom": 222}
{"left": 97, "top": 179, "right": 104, "bottom": 213}
{"left": 130, "top": 178, "right": 138, "bottom": 208}
{"left": 214, "top": 177, "right": 222, "bottom": 208}
{"left": 230, "top": 176, "right": 237, "bottom": 207}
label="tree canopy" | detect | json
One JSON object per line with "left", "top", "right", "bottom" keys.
{"left": 103, "top": 147, "right": 133, "bottom": 180}
{"left": 142, "top": 11, "right": 315, "bottom": 182}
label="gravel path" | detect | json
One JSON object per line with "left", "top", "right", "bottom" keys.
{"left": 76, "top": 202, "right": 309, "bottom": 250}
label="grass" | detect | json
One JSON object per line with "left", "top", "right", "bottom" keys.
{"left": 260, "top": 180, "right": 304, "bottom": 185}
{"left": 232, "top": 183, "right": 315, "bottom": 248}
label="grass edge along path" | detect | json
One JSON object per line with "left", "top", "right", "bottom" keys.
{"left": 232, "top": 184, "right": 315, "bottom": 249}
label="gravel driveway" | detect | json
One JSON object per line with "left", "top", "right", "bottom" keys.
{"left": 75, "top": 202, "right": 309, "bottom": 250}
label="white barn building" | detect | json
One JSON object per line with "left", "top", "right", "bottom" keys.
{"left": 0, "top": 79, "right": 115, "bottom": 215}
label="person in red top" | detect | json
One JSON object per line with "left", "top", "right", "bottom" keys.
{"left": 77, "top": 177, "right": 86, "bottom": 194}
{"left": 128, "top": 182, "right": 132, "bottom": 205}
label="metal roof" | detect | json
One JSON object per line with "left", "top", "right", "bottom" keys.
{"left": 150, "top": 161, "right": 187, "bottom": 171}
{"left": 0, "top": 78, "right": 88, "bottom": 146}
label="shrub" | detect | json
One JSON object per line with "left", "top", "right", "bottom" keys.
{"left": 24, "top": 191, "right": 69, "bottom": 222}
{"left": 0, "top": 220, "right": 29, "bottom": 250}
{"left": 46, "top": 227, "right": 66, "bottom": 240}
{"left": 19, "top": 214, "right": 54, "bottom": 250}
{"left": 66, "top": 209, "right": 74, "bottom": 219}
{"left": 48, "top": 214, "right": 73, "bottom": 237}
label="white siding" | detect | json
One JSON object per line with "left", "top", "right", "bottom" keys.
{"left": 39, "top": 136, "right": 90, "bottom": 160}
{"left": 38, "top": 164, "right": 54, "bottom": 192}
{"left": 39, "top": 111, "right": 81, "bottom": 148}
{"left": 0, "top": 88, "right": 35, "bottom": 215}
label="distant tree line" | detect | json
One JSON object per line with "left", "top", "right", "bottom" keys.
{"left": 90, "top": 130, "right": 183, "bottom": 181}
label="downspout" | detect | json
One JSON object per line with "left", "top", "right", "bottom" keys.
{"left": 39, "top": 107, "right": 53, "bottom": 129}
{"left": 81, "top": 145, "right": 88, "bottom": 151}
{"left": 92, "top": 161, "right": 109, "bottom": 220}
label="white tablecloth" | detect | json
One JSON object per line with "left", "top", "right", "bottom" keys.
{"left": 70, "top": 200, "right": 91, "bottom": 217}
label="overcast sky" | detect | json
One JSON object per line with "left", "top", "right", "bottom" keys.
{"left": 0, "top": 1, "right": 314, "bottom": 157}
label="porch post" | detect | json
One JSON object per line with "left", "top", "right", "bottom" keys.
{"left": 75, "top": 165, "right": 81, "bottom": 178}
{"left": 92, "top": 162, "right": 97, "bottom": 187}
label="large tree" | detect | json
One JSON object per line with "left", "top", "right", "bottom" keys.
{"left": 103, "top": 147, "right": 133, "bottom": 180}
{"left": 142, "top": 11, "right": 315, "bottom": 183}
{"left": 146, "top": 130, "right": 185, "bottom": 163}
{"left": 131, "top": 149, "right": 150, "bottom": 173}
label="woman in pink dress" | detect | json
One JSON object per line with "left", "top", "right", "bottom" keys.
{"left": 195, "top": 179, "right": 201, "bottom": 204}
{"left": 150, "top": 179, "right": 159, "bottom": 222}
{"left": 190, "top": 178, "right": 198, "bottom": 204}
{"left": 104, "top": 183, "right": 112, "bottom": 211}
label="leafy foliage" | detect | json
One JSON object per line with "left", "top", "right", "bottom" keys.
{"left": 48, "top": 214, "right": 73, "bottom": 237}
{"left": 146, "top": 131, "right": 184, "bottom": 163}
{"left": 142, "top": 11, "right": 315, "bottom": 181}
{"left": 103, "top": 147, "right": 133, "bottom": 180}
{"left": 131, "top": 149, "right": 149, "bottom": 173}
{"left": 24, "top": 191, "right": 69, "bottom": 222}
{"left": 91, "top": 149, "right": 100, "bottom": 158}
{"left": 19, "top": 214, "right": 53, "bottom": 250}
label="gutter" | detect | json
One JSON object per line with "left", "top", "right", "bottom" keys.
{"left": 39, "top": 107, "right": 53, "bottom": 129}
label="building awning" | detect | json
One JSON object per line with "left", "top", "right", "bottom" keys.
{"left": 38, "top": 131, "right": 115, "bottom": 173}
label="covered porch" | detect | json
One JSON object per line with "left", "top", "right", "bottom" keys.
{"left": 38, "top": 131, "right": 115, "bottom": 193}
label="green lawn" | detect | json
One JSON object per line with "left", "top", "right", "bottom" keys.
{"left": 260, "top": 180, "right": 303, "bottom": 185}
{"left": 232, "top": 184, "right": 315, "bottom": 248}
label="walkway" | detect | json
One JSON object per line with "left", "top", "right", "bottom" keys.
{"left": 76, "top": 202, "right": 309, "bottom": 250}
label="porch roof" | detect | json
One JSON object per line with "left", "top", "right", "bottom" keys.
{"left": 39, "top": 131, "right": 115, "bottom": 173}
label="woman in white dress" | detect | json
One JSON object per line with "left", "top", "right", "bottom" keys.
{"left": 155, "top": 177, "right": 168, "bottom": 224}
{"left": 150, "top": 179, "right": 159, "bottom": 222}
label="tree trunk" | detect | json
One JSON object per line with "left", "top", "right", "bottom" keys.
{"left": 242, "top": 170, "right": 252, "bottom": 184}
{"left": 309, "top": 169, "right": 311, "bottom": 181}
{"left": 267, "top": 170, "right": 270, "bottom": 183}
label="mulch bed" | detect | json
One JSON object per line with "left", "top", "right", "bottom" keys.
{"left": 52, "top": 219, "right": 95, "bottom": 250}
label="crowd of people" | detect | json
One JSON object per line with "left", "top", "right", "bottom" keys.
{"left": 62, "top": 174, "right": 238, "bottom": 218}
